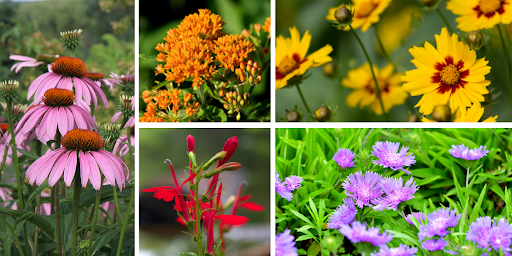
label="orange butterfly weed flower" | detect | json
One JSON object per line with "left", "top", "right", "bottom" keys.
{"left": 263, "top": 17, "right": 271, "bottom": 33}
{"left": 141, "top": 88, "right": 201, "bottom": 122}
{"left": 213, "top": 34, "right": 254, "bottom": 72}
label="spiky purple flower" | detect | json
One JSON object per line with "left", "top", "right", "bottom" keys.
{"left": 285, "top": 176, "right": 303, "bottom": 190}
{"left": 421, "top": 238, "right": 447, "bottom": 251}
{"left": 339, "top": 221, "right": 393, "bottom": 247}
{"left": 275, "top": 229, "right": 298, "bottom": 256}
{"left": 467, "top": 216, "right": 492, "bottom": 249}
{"left": 333, "top": 148, "right": 356, "bottom": 169}
{"left": 488, "top": 218, "right": 512, "bottom": 254}
{"left": 275, "top": 170, "right": 302, "bottom": 202}
{"left": 371, "top": 244, "right": 418, "bottom": 256}
{"left": 418, "top": 208, "right": 461, "bottom": 240}
{"left": 406, "top": 212, "right": 426, "bottom": 225}
{"left": 342, "top": 171, "right": 382, "bottom": 208}
{"left": 449, "top": 144, "right": 489, "bottom": 161}
{"left": 372, "top": 177, "right": 418, "bottom": 211}
{"left": 372, "top": 141, "right": 416, "bottom": 174}
{"left": 327, "top": 198, "right": 357, "bottom": 229}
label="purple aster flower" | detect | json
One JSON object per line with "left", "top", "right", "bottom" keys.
{"left": 276, "top": 180, "right": 293, "bottom": 201}
{"left": 371, "top": 244, "right": 418, "bottom": 256}
{"left": 449, "top": 144, "right": 489, "bottom": 161}
{"left": 488, "top": 218, "right": 512, "bottom": 254}
{"left": 275, "top": 229, "right": 298, "bottom": 256}
{"left": 339, "top": 221, "right": 393, "bottom": 248}
{"left": 445, "top": 249, "right": 459, "bottom": 255}
{"left": 372, "top": 141, "right": 416, "bottom": 174}
{"left": 467, "top": 216, "right": 492, "bottom": 249}
{"left": 421, "top": 238, "right": 447, "bottom": 251}
{"left": 342, "top": 171, "right": 382, "bottom": 208}
{"left": 285, "top": 176, "right": 303, "bottom": 190}
{"left": 418, "top": 208, "right": 461, "bottom": 240}
{"left": 405, "top": 212, "right": 426, "bottom": 225}
{"left": 333, "top": 148, "right": 356, "bottom": 168}
{"left": 327, "top": 198, "right": 357, "bottom": 229}
{"left": 372, "top": 177, "right": 418, "bottom": 211}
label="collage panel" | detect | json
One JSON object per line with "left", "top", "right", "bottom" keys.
{"left": 275, "top": 0, "right": 510, "bottom": 122}
{"left": 138, "top": 0, "right": 271, "bottom": 122}
{"left": 276, "top": 128, "right": 512, "bottom": 255}
{"left": 139, "top": 128, "right": 271, "bottom": 256}
{"left": 0, "top": 0, "right": 135, "bottom": 255}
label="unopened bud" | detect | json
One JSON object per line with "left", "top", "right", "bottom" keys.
{"left": 286, "top": 110, "right": 301, "bottom": 122}
{"left": 431, "top": 105, "right": 451, "bottom": 122}
{"left": 334, "top": 7, "right": 352, "bottom": 24}
{"left": 236, "top": 112, "right": 241, "bottom": 121}
{"left": 323, "top": 62, "right": 335, "bottom": 77}
{"left": 240, "top": 62, "right": 246, "bottom": 70}
{"left": 248, "top": 75, "right": 254, "bottom": 83}
{"left": 256, "top": 75, "right": 262, "bottom": 84}
{"left": 251, "top": 67, "right": 256, "bottom": 76}
{"left": 315, "top": 106, "right": 331, "bottom": 122}
{"left": 466, "top": 31, "right": 484, "bottom": 50}
{"left": 203, "top": 151, "right": 228, "bottom": 171}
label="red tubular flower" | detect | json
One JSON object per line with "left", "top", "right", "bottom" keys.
{"left": 186, "top": 135, "right": 195, "bottom": 189}
{"left": 141, "top": 160, "right": 195, "bottom": 222}
{"left": 217, "top": 136, "right": 238, "bottom": 167}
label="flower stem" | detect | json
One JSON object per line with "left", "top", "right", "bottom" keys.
{"left": 436, "top": 8, "right": 454, "bottom": 34}
{"left": 497, "top": 25, "right": 512, "bottom": 119}
{"left": 466, "top": 166, "right": 470, "bottom": 187}
{"left": 0, "top": 214, "right": 24, "bottom": 256}
{"left": 7, "top": 98, "right": 24, "bottom": 209}
{"left": 196, "top": 172, "right": 203, "bottom": 256}
{"left": 112, "top": 187, "right": 122, "bottom": 226}
{"left": 0, "top": 143, "right": 10, "bottom": 181}
{"left": 116, "top": 190, "right": 134, "bottom": 256}
{"left": 127, "top": 127, "right": 134, "bottom": 171}
{"left": 33, "top": 194, "right": 41, "bottom": 256}
{"left": 349, "top": 25, "right": 389, "bottom": 121}
{"left": 71, "top": 167, "right": 81, "bottom": 256}
{"left": 374, "top": 28, "right": 392, "bottom": 65}
{"left": 87, "top": 188, "right": 101, "bottom": 256}
{"left": 54, "top": 133, "right": 63, "bottom": 256}
{"left": 295, "top": 84, "right": 313, "bottom": 119}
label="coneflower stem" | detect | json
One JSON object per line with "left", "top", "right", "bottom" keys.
{"left": 87, "top": 187, "right": 101, "bottom": 256}
{"left": 436, "top": 8, "right": 454, "bottom": 35}
{"left": 0, "top": 144, "right": 9, "bottom": 181}
{"left": 0, "top": 214, "right": 24, "bottom": 256}
{"left": 116, "top": 190, "right": 134, "bottom": 256}
{"left": 33, "top": 194, "right": 41, "bottom": 256}
{"left": 296, "top": 84, "right": 313, "bottom": 120}
{"left": 71, "top": 167, "right": 81, "bottom": 256}
{"left": 112, "top": 187, "right": 122, "bottom": 226}
{"left": 54, "top": 133, "right": 63, "bottom": 256}
{"left": 349, "top": 25, "right": 389, "bottom": 121}
{"left": 127, "top": 127, "right": 134, "bottom": 171}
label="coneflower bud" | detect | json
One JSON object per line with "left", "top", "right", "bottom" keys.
{"left": 60, "top": 29, "right": 83, "bottom": 51}
{"left": 466, "top": 31, "right": 484, "bottom": 50}
{"left": 0, "top": 80, "right": 20, "bottom": 102}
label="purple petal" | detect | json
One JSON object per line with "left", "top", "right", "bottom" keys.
{"left": 83, "top": 152, "right": 102, "bottom": 190}
{"left": 89, "top": 151, "right": 117, "bottom": 189}
{"left": 57, "top": 107, "right": 68, "bottom": 137}
{"left": 27, "top": 73, "right": 53, "bottom": 99}
{"left": 63, "top": 151, "right": 78, "bottom": 187}
{"left": 48, "top": 151, "right": 71, "bottom": 186}
{"left": 111, "top": 111, "right": 122, "bottom": 123}
{"left": 79, "top": 151, "right": 90, "bottom": 188}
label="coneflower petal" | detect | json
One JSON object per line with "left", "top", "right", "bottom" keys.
{"left": 48, "top": 151, "right": 70, "bottom": 186}
{"left": 63, "top": 151, "right": 78, "bottom": 186}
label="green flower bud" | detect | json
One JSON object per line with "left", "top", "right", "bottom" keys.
{"left": 335, "top": 7, "right": 352, "bottom": 24}
{"left": 466, "top": 31, "right": 484, "bottom": 50}
{"left": 315, "top": 106, "right": 331, "bottom": 122}
{"left": 286, "top": 110, "right": 301, "bottom": 122}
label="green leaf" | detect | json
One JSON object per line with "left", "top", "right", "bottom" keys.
{"left": 179, "top": 253, "right": 198, "bottom": 256}
{"left": 91, "top": 228, "right": 122, "bottom": 255}
{"left": 387, "top": 230, "right": 420, "bottom": 246}
{"left": 24, "top": 181, "right": 49, "bottom": 211}
{"left": 199, "top": 105, "right": 227, "bottom": 122}
{"left": 9, "top": 144, "right": 40, "bottom": 160}
{"left": 289, "top": 209, "right": 314, "bottom": 226}
{"left": 138, "top": 53, "right": 157, "bottom": 61}
{"left": 292, "top": 142, "right": 305, "bottom": 176}
{"left": 470, "top": 184, "right": 487, "bottom": 223}
{"left": 451, "top": 167, "right": 465, "bottom": 208}
{"left": 0, "top": 207, "right": 55, "bottom": 244}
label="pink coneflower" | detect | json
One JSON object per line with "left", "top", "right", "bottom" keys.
{"left": 111, "top": 95, "right": 134, "bottom": 128}
{"left": 109, "top": 71, "right": 135, "bottom": 84}
{"left": 9, "top": 54, "right": 57, "bottom": 73}
{"left": 15, "top": 89, "right": 97, "bottom": 144}
{"left": 85, "top": 73, "right": 122, "bottom": 90}
{"left": 113, "top": 134, "right": 134, "bottom": 157}
{"left": 26, "top": 129, "right": 128, "bottom": 190}
{"left": 27, "top": 56, "right": 108, "bottom": 109}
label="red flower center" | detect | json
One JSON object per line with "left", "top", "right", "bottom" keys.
{"left": 432, "top": 56, "right": 469, "bottom": 94}
{"left": 474, "top": 0, "right": 505, "bottom": 18}
{"left": 42, "top": 88, "right": 75, "bottom": 107}
{"left": 276, "top": 54, "right": 304, "bottom": 79}
{"left": 84, "top": 73, "right": 104, "bottom": 80}
{"left": 357, "top": 1, "right": 378, "bottom": 18}
{"left": 62, "top": 129, "right": 103, "bottom": 152}
{"left": 52, "top": 57, "right": 87, "bottom": 78}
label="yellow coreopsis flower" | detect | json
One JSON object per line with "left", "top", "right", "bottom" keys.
{"left": 275, "top": 27, "right": 333, "bottom": 89}
{"left": 422, "top": 102, "right": 497, "bottom": 122}
{"left": 342, "top": 63, "right": 408, "bottom": 115}
{"left": 326, "top": 0, "right": 392, "bottom": 32}
{"left": 401, "top": 28, "right": 491, "bottom": 115}
{"left": 446, "top": 0, "right": 511, "bottom": 32}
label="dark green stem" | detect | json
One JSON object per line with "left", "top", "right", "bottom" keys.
{"left": 7, "top": 98, "right": 23, "bottom": 209}
{"left": 87, "top": 188, "right": 101, "bottom": 256}
{"left": 112, "top": 187, "right": 122, "bottom": 226}
{"left": 33, "top": 194, "right": 41, "bottom": 256}
{"left": 198, "top": 84, "right": 206, "bottom": 105}
{"left": 71, "top": 167, "right": 81, "bottom": 256}
{"left": 436, "top": 8, "right": 454, "bottom": 35}
{"left": 296, "top": 84, "right": 313, "bottom": 119}
{"left": 116, "top": 190, "right": 134, "bottom": 256}
{"left": 0, "top": 144, "right": 9, "bottom": 181}
{"left": 374, "top": 28, "right": 392, "bottom": 65}
{"left": 0, "top": 214, "right": 24, "bottom": 256}
{"left": 349, "top": 25, "right": 389, "bottom": 121}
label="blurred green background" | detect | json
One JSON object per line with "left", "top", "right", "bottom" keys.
{"left": 139, "top": 0, "right": 270, "bottom": 120}
{"left": 276, "top": 0, "right": 511, "bottom": 121}
{"left": 0, "top": 0, "right": 134, "bottom": 125}
{"left": 139, "top": 128, "right": 270, "bottom": 256}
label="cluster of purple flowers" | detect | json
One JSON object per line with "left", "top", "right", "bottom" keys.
{"left": 466, "top": 216, "right": 512, "bottom": 255}
{"left": 449, "top": 144, "right": 489, "bottom": 161}
{"left": 417, "top": 208, "right": 461, "bottom": 251}
{"left": 332, "top": 148, "right": 356, "bottom": 168}
{"left": 275, "top": 170, "right": 303, "bottom": 201}
{"left": 339, "top": 221, "right": 393, "bottom": 248}
{"left": 327, "top": 197, "right": 357, "bottom": 229}
{"left": 372, "top": 176, "right": 418, "bottom": 211}
{"left": 275, "top": 229, "right": 298, "bottom": 256}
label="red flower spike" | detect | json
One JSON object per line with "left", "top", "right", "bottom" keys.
{"left": 216, "top": 182, "right": 223, "bottom": 209}
{"left": 186, "top": 135, "right": 196, "bottom": 187}
{"left": 215, "top": 215, "right": 249, "bottom": 225}
{"left": 239, "top": 202, "right": 265, "bottom": 211}
{"left": 205, "top": 174, "right": 219, "bottom": 199}
{"left": 217, "top": 136, "right": 238, "bottom": 167}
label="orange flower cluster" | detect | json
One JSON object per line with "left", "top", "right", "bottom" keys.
{"left": 263, "top": 17, "right": 271, "bottom": 33}
{"left": 155, "top": 9, "right": 255, "bottom": 87}
{"left": 213, "top": 34, "right": 254, "bottom": 72}
{"left": 140, "top": 89, "right": 200, "bottom": 122}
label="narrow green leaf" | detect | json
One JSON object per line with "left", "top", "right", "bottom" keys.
{"left": 24, "top": 181, "right": 49, "bottom": 211}
{"left": 470, "top": 184, "right": 487, "bottom": 223}
{"left": 289, "top": 209, "right": 314, "bottom": 226}
{"left": 0, "top": 208, "right": 55, "bottom": 244}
